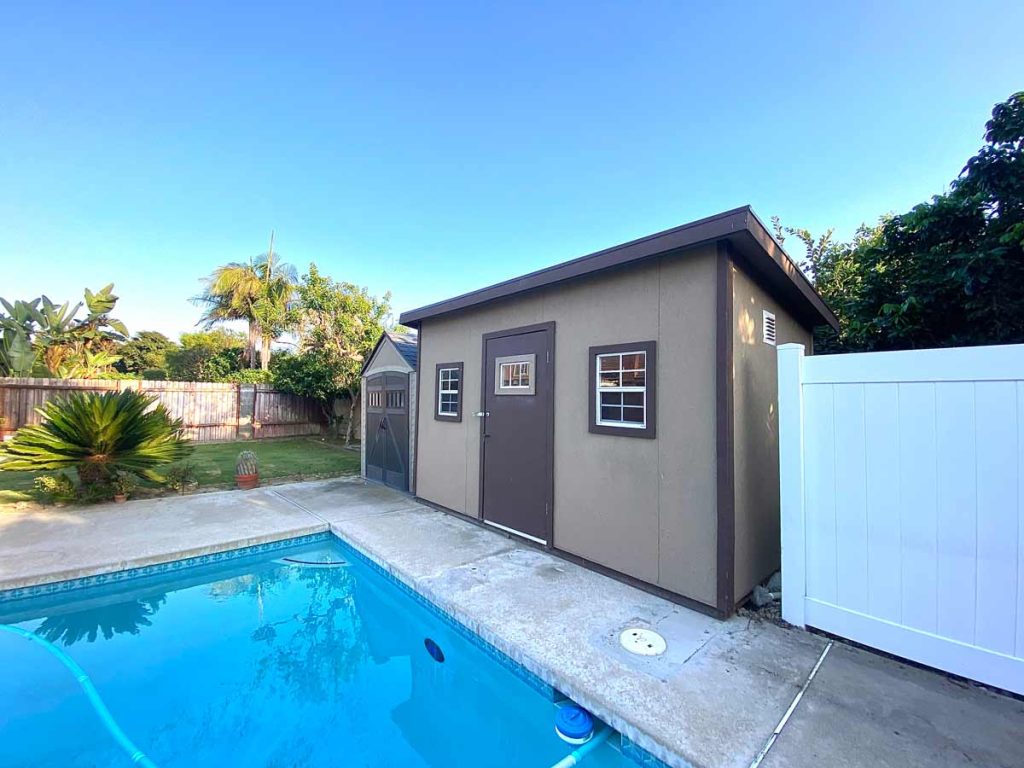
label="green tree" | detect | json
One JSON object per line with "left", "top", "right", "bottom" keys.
{"left": 0, "top": 285, "right": 128, "bottom": 378}
{"left": 271, "top": 351, "right": 344, "bottom": 427}
{"left": 778, "top": 91, "right": 1024, "bottom": 353}
{"left": 165, "top": 329, "right": 246, "bottom": 381}
{"left": 116, "top": 331, "right": 178, "bottom": 375}
{"left": 194, "top": 242, "right": 297, "bottom": 370}
{"left": 274, "top": 265, "right": 391, "bottom": 443}
{"left": 0, "top": 298, "right": 40, "bottom": 376}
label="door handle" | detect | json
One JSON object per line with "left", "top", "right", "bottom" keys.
{"left": 475, "top": 411, "right": 489, "bottom": 417}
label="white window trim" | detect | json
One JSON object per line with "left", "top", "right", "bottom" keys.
{"left": 437, "top": 367, "right": 460, "bottom": 416}
{"left": 595, "top": 351, "right": 647, "bottom": 429}
{"left": 499, "top": 361, "right": 531, "bottom": 389}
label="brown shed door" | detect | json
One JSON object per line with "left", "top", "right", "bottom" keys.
{"left": 480, "top": 325, "right": 554, "bottom": 544}
{"left": 365, "top": 372, "right": 409, "bottom": 491}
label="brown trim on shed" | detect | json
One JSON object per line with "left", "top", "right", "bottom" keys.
{"left": 478, "top": 321, "right": 556, "bottom": 545}
{"left": 399, "top": 206, "right": 838, "bottom": 333}
{"left": 587, "top": 340, "right": 657, "bottom": 439}
{"left": 412, "top": 328, "right": 422, "bottom": 494}
{"left": 433, "top": 361, "right": 464, "bottom": 422}
{"left": 715, "top": 240, "right": 736, "bottom": 617}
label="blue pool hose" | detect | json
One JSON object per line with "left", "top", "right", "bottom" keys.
{"left": 0, "top": 624, "right": 158, "bottom": 767}
{"left": 549, "top": 727, "right": 611, "bottom": 768}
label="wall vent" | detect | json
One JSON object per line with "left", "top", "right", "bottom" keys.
{"left": 762, "top": 310, "right": 777, "bottom": 346}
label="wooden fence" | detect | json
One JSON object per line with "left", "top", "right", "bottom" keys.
{"left": 0, "top": 378, "right": 328, "bottom": 443}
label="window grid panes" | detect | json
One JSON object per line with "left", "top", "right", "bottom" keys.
{"left": 596, "top": 351, "right": 646, "bottom": 428}
{"left": 438, "top": 367, "right": 460, "bottom": 416}
{"left": 499, "top": 361, "right": 531, "bottom": 389}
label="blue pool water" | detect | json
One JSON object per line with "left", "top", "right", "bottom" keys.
{"left": 0, "top": 535, "right": 641, "bottom": 768}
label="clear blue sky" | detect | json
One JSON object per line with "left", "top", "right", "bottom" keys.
{"left": 3, "top": 1, "right": 1022, "bottom": 339}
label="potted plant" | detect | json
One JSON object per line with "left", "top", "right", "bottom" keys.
{"left": 112, "top": 472, "right": 136, "bottom": 503}
{"left": 235, "top": 450, "right": 259, "bottom": 490}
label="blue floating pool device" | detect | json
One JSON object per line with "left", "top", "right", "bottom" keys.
{"left": 555, "top": 703, "right": 595, "bottom": 744}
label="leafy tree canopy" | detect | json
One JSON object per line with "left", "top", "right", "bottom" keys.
{"left": 778, "top": 92, "right": 1024, "bottom": 353}
{"left": 165, "top": 329, "right": 247, "bottom": 382}
{"left": 194, "top": 247, "right": 297, "bottom": 370}
{"left": 0, "top": 284, "right": 128, "bottom": 377}
{"left": 273, "top": 264, "right": 392, "bottom": 442}
{"left": 116, "top": 331, "right": 177, "bottom": 375}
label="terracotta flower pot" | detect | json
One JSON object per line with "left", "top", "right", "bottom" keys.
{"left": 236, "top": 473, "right": 259, "bottom": 490}
{"left": 113, "top": 494, "right": 128, "bottom": 504}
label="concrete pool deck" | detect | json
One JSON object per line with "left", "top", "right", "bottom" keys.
{"left": 1, "top": 477, "right": 1021, "bottom": 768}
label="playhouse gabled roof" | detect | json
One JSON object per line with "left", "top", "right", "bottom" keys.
{"left": 361, "top": 331, "right": 418, "bottom": 375}
{"left": 399, "top": 206, "right": 838, "bottom": 332}
{"left": 387, "top": 332, "right": 418, "bottom": 369}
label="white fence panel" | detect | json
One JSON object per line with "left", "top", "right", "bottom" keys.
{"left": 779, "top": 343, "right": 1024, "bottom": 695}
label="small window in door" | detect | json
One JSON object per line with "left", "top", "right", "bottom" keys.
{"left": 500, "top": 361, "right": 531, "bottom": 389}
{"left": 435, "top": 362, "right": 463, "bottom": 422}
{"left": 494, "top": 353, "right": 536, "bottom": 396}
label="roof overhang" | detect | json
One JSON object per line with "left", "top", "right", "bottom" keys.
{"left": 399, "top": 206, "right": 839, "bottom": 332}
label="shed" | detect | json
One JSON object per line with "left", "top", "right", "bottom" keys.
{"left": 360, "top": 331, "right": 418, "bottom": 491}
{"left": 399, "top": 206, "right": 837, "bottom": 616}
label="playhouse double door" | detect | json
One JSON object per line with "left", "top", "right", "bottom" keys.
{"left": 365, "top": 372, "right": 409, "bottom": 491}
{"left": 479, "top": 323, "right": 554, "bottom": 545}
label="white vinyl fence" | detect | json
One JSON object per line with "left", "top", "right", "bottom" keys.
{"left": 779, "top": 343, "right": 1024, "bottom": 695}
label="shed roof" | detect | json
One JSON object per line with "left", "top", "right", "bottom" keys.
{"left": 399, "top": 206, "right": 838, "bottom": 331}
{"left": 361, "top": 330, "right": 419, "bottom": 375}
{"left": 387, "top": 332, "right": 419, "bottom": 369}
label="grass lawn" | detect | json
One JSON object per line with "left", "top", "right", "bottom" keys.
{"left": 0, "top": 437, "right": 360, "bottom": 506}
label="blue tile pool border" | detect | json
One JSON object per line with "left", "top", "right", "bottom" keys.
{"left": 0, "top": 532, "right": 332, "bottom": 603}
{"left": 0, "top": 529, "right": 673, "bottom": 768}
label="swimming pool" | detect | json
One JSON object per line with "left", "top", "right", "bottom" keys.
{"left": 0, "top": 534, "right": 647, "bottom": 767}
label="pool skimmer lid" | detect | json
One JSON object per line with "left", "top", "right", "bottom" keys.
{"left": 619, "top": 627, "right": 667, "bottom": 656}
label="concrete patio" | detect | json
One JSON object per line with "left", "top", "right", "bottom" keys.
{"left": 1, "top": 477, "right": 1021, "bottom": 768}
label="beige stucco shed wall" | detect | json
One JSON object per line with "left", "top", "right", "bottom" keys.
{"left": 731, "top": 263, "right": 812, "bottom": 602}
{"left": 416, "top": 244, "right": 720, "bottom": 606}
{"left": 360, "top": 337, "right": 417, "bottom": 484}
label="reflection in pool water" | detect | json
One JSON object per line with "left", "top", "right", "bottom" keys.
{"left": 0, "top": 539, "right": 635, "bottom": 768}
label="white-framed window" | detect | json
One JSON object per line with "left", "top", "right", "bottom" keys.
{"left": 588, "top": 341, "right": 656, "bottom": 439}
{"left": 435, "top": 363, "right": 463, "bottom": 421}
{"left": 500, "top": 360, "right": 531, "bottom": 389}
{"left": 596, "top": 351, "right": 647, "bottom": 428}
{"left": 493, "top": 353, "right": 536, "bottom": 396}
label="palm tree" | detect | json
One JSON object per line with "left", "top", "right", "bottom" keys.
{"left": 194, "top": 238, "right": 297, "bottom": 370}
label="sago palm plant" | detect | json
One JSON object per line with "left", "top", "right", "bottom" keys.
{"left": 0, "top": 390, "right": 193, "bottom": 488}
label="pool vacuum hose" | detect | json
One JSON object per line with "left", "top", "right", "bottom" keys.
{"left": 0, "top": 623, "right": 158, "bottom": 767}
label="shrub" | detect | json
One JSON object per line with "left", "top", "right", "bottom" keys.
{"left": 0, "top": 389, "right": 194, "bottom": 490}
{"left": 142, "top": 368, "right": 168, "bottom": 380}
{"left": 165, "top": 462, "right": 197, "bottom": 495}
{"left": 33, "top": 473, "right": 75, "bottom": 504}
